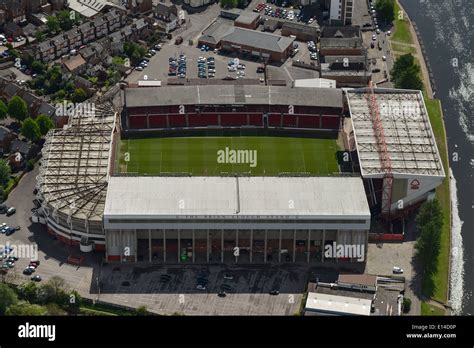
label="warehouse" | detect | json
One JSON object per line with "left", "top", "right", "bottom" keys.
{"left": 124, "top": 85, "right": 343, "bottom": 131}
{"left": 103, "top": 176, "right": 371, "bottom": 263}
{"left": 199, "top": 25, "right": 294, "bottom": 62}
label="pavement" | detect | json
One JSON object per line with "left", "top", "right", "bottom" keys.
{"left": 364, "top": 218, "right": 421, "bottom": 315}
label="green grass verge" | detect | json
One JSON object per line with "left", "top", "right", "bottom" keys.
{"left": 392, "top": 2, "right": 414, "bottom": 44}
{"left": 118, "top": 136, "right": 340, "bottom": 176}
{"left": 390, "top": 42, "right": 416, "bottom": 54}
{"left": 423, "top": 97, "right": 450, "bottom": 303}
{"left": 421, "top": 302, "right": 446, "bottom": 316}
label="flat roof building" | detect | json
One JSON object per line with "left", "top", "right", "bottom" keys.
{"left": 305, "top": 292, "right": 372, "bottom": 316}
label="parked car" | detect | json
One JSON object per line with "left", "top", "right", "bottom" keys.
{"left": 23, "top": 268, "right": 34, "bottom": 275}
{"left": 6, "top": 207, "right": 16, "bottom": 216}
{"left": 31, "top": 275, "right": 42, "bottom": 282}
{"left": 196, "top": 284, "right": 206, "bottom": 290}
{"left": 0, "top": 204, "right": 7, "bottom": 214}
{"left": 223, "top": 274, "right": 233, "bottom": 280}
{"left": 218, "top": 290, "right": 226, "bottom": 297}
{"left": 393, "top": 266, "right": 404, "bottom": 274}
{"left": 269, "top": 289, "right": 280, "bottom": 295}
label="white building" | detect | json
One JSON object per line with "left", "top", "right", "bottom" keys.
{"left": 305, "top": 292, "right": 372, "bottom": 316}
{"left": 327, "top": 0, "right": 354, "bottom": 25}
{"left": 103, "top": 176, "right": 371, "bottom": 263}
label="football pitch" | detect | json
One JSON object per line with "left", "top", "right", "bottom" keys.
{"left": 117, "top": 136, "right": 339, "bottom": 176}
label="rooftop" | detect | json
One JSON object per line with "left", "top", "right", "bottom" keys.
{"left": 305, "top": 292, "right": 372, "bottom": 316}
{"left": 346, "top": 88, "right": 445, "bottom": 178}
{"left": 221, "top": 27, "right": 294, "bottom": 53}
{"left": 125, "top": 85, "right": 343, "bottom": 108}
{"left": 37, "top": 103, "right": 116, "bottom": 223}
{"left": 235, "top": 11, "right": 260, "bottom": 25}
{"left": 104, "top": 176, "right": 371, "bottom": 220}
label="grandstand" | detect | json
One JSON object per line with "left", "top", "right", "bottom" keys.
{"left": 123, "top": 85, "right": 343, "bottom": 132}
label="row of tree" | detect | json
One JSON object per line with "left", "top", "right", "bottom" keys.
{"left": 0, "top": 96, "right": 54, "bottom": 142}
{"left": 415, "top": 199, "right": 443, "bottom": 295}
{"left": 0, "top": 276, "right": 82, "bottom": 316}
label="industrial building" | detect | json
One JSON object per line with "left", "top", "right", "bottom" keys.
{"left": 199, "top": 23, "right": 294, "bottom": 62}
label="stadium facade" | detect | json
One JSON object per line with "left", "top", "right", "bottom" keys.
{"left": 34, "top": 86, "right": 445, "bottom": 263}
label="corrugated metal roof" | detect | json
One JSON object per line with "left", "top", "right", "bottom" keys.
{"left": 125, "top": 85, "right": 343, "bottom": 108}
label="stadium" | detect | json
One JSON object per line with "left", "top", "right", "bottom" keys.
{"left": 34, "top": 85, "right": 445, "bottom": 264}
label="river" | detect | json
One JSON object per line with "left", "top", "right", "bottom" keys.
{"left": 399, "top": 0, "right": 473, "bottom": 315}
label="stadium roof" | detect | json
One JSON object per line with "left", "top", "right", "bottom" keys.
{"left": 38, "top": 103, "right": 117, "bottom": 223}
{"left": 125, "top": 85, "right": 343, "bottom": 108}
{"left": 346, "top": 88, "right": 445, "bottom": 178}
{"left": 104, "top": 176, "right": 370, "bottom": 220}
{"left": 305, "top": 292, "right": 372, "bottom": 316}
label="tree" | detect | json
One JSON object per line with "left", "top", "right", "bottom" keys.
{"left": 45, "top": 303, "right": 67, "bottom": 315}
{"left": 220, "top": 0, "right": 238, "bottom": 8}
{"left": 57, "top": 10, "right": 78, "bottom": 31}
{"left": 0, "top": 283, "right": 18, "bottom": 314}
{"left": 46, "top": 16, "right": 60, "bottom": 33}
{"left": 403, "top": 298, "right": 412, "bottom": 313}
{"left": 36, "top": 114, "right": 55, "bottom": 136}
{"left": 0, "top": 100, "right": 7, "bottom": 120}
{"left": 0, "top": 159, "right": 11, "bottom": 187}
{"left": 136, "top": 305, "right": 149, "bottom": 316}
{"left": 31, "top": 60, "right": 45, "bottom": 74}
{"left": 18, "top": 281, "right": 39, "bottom": 303}
{"left": 416, "top": 199, "right": 443, "bottom": 228}
{"left": 67, "top": 290, "right": 82, "bottom": 314}
{"left": 8, "top": 96, "right": 29, "bottom": 121}
{"left": 21, "top": 118, "right": 41, "bottom": 142}
{"left": 375, "top": 0, "right": 395, "bottom": 23}
{"left": 390, "top": 53, "right": 423, "bottom": 90}
{"left": 46, "top": 276, "right": 66, "bottom": 294}
{"left": 5, "top": 301, "right": 47, "bottom": 316}
{"left": 72, "top": 88, "right": 88, "bottom": 103}
{"left": 415, "top": 199, "right": 443, "bottom": 275}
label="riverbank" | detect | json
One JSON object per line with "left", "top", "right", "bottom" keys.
{"left": 393, "top": 0, "right": 451, "bottom": 315}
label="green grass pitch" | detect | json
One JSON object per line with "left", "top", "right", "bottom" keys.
{"left": 117, "top": 136, "right": 339, "bottom": 176}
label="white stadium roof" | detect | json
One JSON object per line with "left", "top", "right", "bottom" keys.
{"left": 104, "top": 176, "right": 370, "bottom": 219}
{"left": 346, "top": 88, "right": 445, "bottom": 178}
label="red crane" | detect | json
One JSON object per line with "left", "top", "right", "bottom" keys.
{"left": 365, "top": 82, "right": 393, "bottom": 217}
